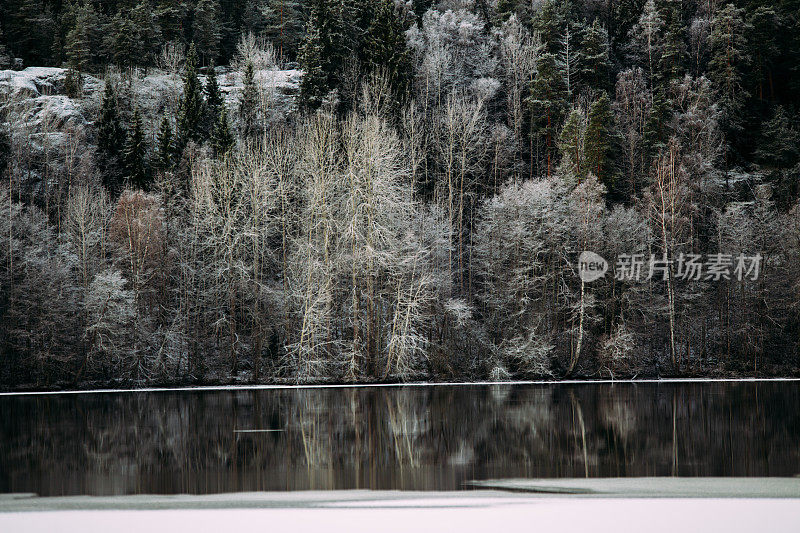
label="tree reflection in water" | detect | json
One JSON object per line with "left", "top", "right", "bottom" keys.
{"left": 1, "top": 382, "right": 799, "bottom": 496}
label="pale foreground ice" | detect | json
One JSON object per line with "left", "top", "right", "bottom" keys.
{"left": 2, "top": 479, "right": 800, "bottom": 532}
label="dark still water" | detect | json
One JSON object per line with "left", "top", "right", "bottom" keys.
{"left": 1, "top": 381, "right": 800, "bottom": 496}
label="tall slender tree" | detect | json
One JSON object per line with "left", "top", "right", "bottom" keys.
{"left": 193, "top": 0, "right": 221, "bottom": 64}
{"left": 584, "top": 93, "right": 619, "bottom": 190}
{"left": 177, "top": 44, "right": 206, "bottom": 147}
{"left": 122, "top": 109, "right": 150, "bottom": 189}
{"left": 239, "top": 61, "right": 259, "bottom": 137}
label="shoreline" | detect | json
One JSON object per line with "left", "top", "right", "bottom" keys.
{"left": 2, "top": 376, "right": 799, "bottom": 396}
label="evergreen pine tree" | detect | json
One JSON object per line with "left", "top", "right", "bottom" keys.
{"left": 131, "top": 0, "right": 163, "bottom": 67}
{"left": 627, "top": 0, "right": 664, "bottom": 90}
{"left": 0, "top": 21, "right": 9, "bottom": 69}
{"left": 108, "top": 10, "right": 140, "bottom": 68}
{"left": 708, "top": 4, "right": 750, "bottom": 141}
{"left": 298, "top": 0, "right": 348, "bottom": 110}
{"left": 362, "top": 0, "right": 412, "bottom": 115}
{"left": 559, "top": 106, "right": 587, "bottom": 182}
{"left": 528, "top": 51, "right": 569, "bottom": 178}
{"left": 193, "top": 0, "right": 221, "bottom": 64}
{"left": 755, "top": 106, "right": 799, "bottom": 169}
{"left": 239, "top": 61, "right": 259, "bottom": 137}
{"left": 299, "top": 14, "right": 328, "bottom": 110}
{"left": 177, "top": 44, "right": 206, "bottom": 147}
{"left": 747, "top": 6, "right": 780, "bottom": 102}
{"left": 65, "top": 1, "right": 100, "bottom": 72}
{"left": 122, "top": 109, "right": 150, "bottom": 189}
{"left": 263, "top": 0, "right": 304, "bottom": 60}
{"left": 205, "top": 63, "right": 223, "bottom": 113}
{"left": 533, "top": 0, "right": 568, "bottom": 55}
{"left": 204, "top": 62, "right": 223, "bottom": 135}
{"left": 98, "top": 82, "right": 127, "bottom": 193}
{"left": 642, "top": 87, "right": 670, "bottom": 162}
{"left": 98, "top": 83, "right": 125, "bottom": 154}
{"left": 16, "top": 0, "right": 57, "bottom": 65}
{"left": 578, "top": 19, "right": 611, "bottom": 94}
{"left": 0, "top": 122, "right": 11, "bottom": 174}
{"left": 211, "top": 106, "right": 235, "bottom": 158}
{"left": 584, "top": 93, "right": 618, "bottom": 189}
{"left": 154, "top": 0, "right": 191, "bottom": 44}
{"left": 156, "top": 116, "right": 176, "bottom": 171}
{"left": 658, "top": 1, "right": 687, "bottom": 85}
{"left": 64, "top": 68, "right": 83, "bottom": 98}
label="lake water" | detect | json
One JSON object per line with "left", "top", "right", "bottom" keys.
{"left": 1, "top": 381, "right": 799, "bottom": 496}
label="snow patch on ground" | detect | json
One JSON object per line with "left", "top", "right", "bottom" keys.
{"left": 1, "top": 498, "right": 799, "bottom": 533}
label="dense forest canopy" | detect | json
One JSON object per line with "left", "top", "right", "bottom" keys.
{"left": 1, "top": 0, "right": 799, "bottom": 389}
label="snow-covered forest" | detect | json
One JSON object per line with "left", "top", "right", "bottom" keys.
{"left": 1, "top": 0, "right": 799, "bottom": 388}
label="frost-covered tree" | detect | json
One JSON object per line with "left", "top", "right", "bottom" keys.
{"left": 645, "top": 139, "right": 692, "bottom": 368}
{"left": 83, "top": 269, "right": 136, "bottom": 378}
{"left": 473, "top": 178, "right": 563, "bottom": 377}
{"left": 614, "top": 67, "right": 651, "bottom": 198}
{"left": 559, "top": 106, "right": 588, "bottom": 183}
{"left": 65, "top": 184, "right": 111, "bottom": 293}
{"left": 498, "top": 15, "right": 538, "bottom": 176}
{"left": 406, "top": 8, "right": 499, "bottom": 105}
{"left": 435, "top": 91, "right": 489, "bottom": 293}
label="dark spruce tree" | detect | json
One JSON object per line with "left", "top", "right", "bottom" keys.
{"left": 263, "top": 0, "right": 305, "bottom": 61}
{"left": 211, "top": 106, "right": 235, "bottom": 158}
{"left": 362, "top": 0, "right": 412, "bottom": 116}
{"left": 156, "top": 116, "right": 176, "bottom": 171}
{"left": 584, "top": 92, "right": 619, "bottom": 191}
{"left": 122, "top": 109, "right": 151, "bottom": 189}
{"left": 0, "top": 22, "right": 9, "bottom": 68}
{"left": 193, "top": 0, "right": 221, "bottom": 64}
{"left": 709, "top": 3, "right": 750, "bottom": 157}
{"left": 177, "top": 44, "right": 206, "bottom": 148}
{"left": 239, "top": 61, "right": 259, "bottom": 137}
{"left": 528, "top": 51, "right": 568, "bottom": 178}
{"left": 97, "top": 82, "right": 127, "bottom": 194}
{"left": 577, "top": 18, "right": 611, "bottom": 94}
{"left": 299, "top": 17, "right": 328, "bottom": 110}
{"left": 204, "top": 62, "right": 224, "bottom": 136}
{"left": 108, "top": 10, "right": 140, "bottom": 69}
{"left": 298, "top": 0, "right": 348, "bottom": 110}
{"left": 657, "top": 0, "right": 687, "bottom": 86}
